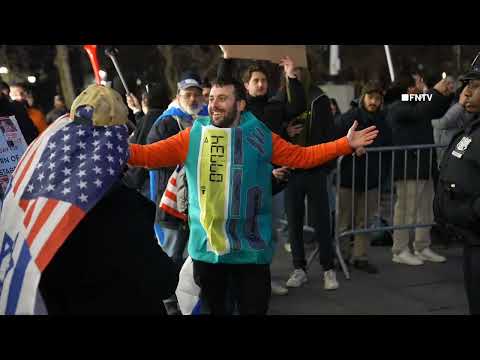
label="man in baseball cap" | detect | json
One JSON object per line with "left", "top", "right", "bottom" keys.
{"left": 147, "top": 72, "right": 208, "bottom": 270}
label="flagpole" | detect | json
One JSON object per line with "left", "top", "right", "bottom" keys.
{"left": 329, "top": 45, "right": 340, "bottom": 76}
{"left": 384, "top": 45, "right": 395, "bottom": 83}
{"left": 83, "top": 45, "right": 101, "bottom": 85}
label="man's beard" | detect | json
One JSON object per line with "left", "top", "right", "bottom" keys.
{"left": 181, "top": 103, "right": 202, "bottom": 116}
{"left": 211, "top": 106, "right": 238, "bottom": 128}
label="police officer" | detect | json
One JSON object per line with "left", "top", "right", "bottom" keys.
{"left": 434, "top": 65, "right": 480, "bottom": 315}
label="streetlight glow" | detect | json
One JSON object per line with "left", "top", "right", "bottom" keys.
{"left": 0, "top": 66, "right": 8, "bottom": 74}
{"left": 27, "top": 76, "right": 36, "bottom": 84}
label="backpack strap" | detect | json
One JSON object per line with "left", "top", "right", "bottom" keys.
{"left": 173, "top": 116, "right": 184, "bottom": 131}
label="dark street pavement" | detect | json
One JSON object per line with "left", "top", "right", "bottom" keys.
{"left": 269, "top": 238, "right": 468, "bottom": 315}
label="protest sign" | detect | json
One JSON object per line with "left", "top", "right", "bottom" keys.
{"left": 220, "top": 45, "right": 308, "bottom": 68}
{"left": 0, "top": 116, "right": 28, "bottom": 196}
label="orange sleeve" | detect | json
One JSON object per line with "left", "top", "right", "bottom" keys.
{"left": 128, "top": 127, "right": 190, "bottom": 168}
{"left": 271, "top": 133, "right": 352, "bottom": 169}
{"left": 29, "top": 109, "right": 48, "bottom": 133}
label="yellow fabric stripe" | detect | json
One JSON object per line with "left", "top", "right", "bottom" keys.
{"left": 198, "top": 128, "right": 230, "bottom": 255}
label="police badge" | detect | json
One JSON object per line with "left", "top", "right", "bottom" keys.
{"left": 452, "top": 136, "right": 472, "bottom": 158}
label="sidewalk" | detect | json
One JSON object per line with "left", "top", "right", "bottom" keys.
{"left": 269, "top": 241, "right": 468, "bottom": 315}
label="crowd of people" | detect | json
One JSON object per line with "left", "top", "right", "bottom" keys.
{"left": 1, "top": 47, "right": 480, "bottom": 315}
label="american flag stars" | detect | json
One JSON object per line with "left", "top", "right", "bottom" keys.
{"left": 21, "top": 123, "right": 129, "bottom": 211}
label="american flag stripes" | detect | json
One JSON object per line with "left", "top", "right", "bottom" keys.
{"left": 159, "top": 165, "right": 187, "bottom": 222}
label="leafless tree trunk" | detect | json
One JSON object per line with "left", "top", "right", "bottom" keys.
{"left": 157, "top": 45, "right": 178, "bottom": 99}
{"left": 157, "top": 45, "right": 222, "bottom": 98}
{"left": 54, "top": 45, "right": 76, "bottom": 108}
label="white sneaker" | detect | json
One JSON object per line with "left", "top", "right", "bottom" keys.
{"left": 286, "top": 269, "right": 308, "bottom": 288}
{"left": 324, "top": 270, "right": 339, "bottom": 290}
{"left": 271, "top": 281, "right": 289, "bottom": 296}
{"left": 415, "top": 248, "right": 447, "bottom": 263}
{"left": 392, "top": 249, "right": 424, "bottom": 266}
{"left": 284, "top": 243, "right": 291, "bottom": 253}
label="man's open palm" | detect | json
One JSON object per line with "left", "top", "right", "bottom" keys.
{"left": 347, "top": 120, "right": 379, "bottom": 149}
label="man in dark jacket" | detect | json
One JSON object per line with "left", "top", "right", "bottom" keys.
{"left": 10, "top": 83, "right": 48, "bottom": 134}
{"left": 0, "top": 82, "right": 38, "bottom": 144}
{"left": 335, "top": 81, "right": 392, "bottom": 273}
{"left": 217, "top": 48, "right": 307, "bottom": 138}
{"left": 272, "top": 68, "right": 342, "bottom": 289}
{"left": 122, "top": 83, "right": 169, "bottom": 199}
{"left": 387, "top": 73, "right": 452, "bottom": 266}
{"left": 434, "top": 68, "right": 480, "bottom": 314}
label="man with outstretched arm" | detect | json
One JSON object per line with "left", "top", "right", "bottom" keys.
{"left": 128, "top": 77, "right": 378, "bottom": 315}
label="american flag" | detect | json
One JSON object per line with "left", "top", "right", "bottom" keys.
{"left": 159, "top": 165, "right": 187, "bottom": 222}
{"left": 0, "top": 109, "right": 129, "bottom": 314}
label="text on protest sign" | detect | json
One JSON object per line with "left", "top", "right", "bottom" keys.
{"left": 0, "top": 116, "right": 28, "bottom": 195}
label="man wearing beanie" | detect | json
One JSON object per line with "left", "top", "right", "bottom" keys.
{"left": 335, "top": 81, "right": 392, "bottom": 274}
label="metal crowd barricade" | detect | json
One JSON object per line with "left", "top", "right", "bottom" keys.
{"left": 305, "top": 143, "right": 446, "bottom": 280}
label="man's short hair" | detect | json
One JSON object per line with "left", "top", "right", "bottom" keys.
{"left": 242, "top": 63, "right": 269, "bottom": 83}
{"left": 211, "top": 77, "right": 247, "bottom": 102}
